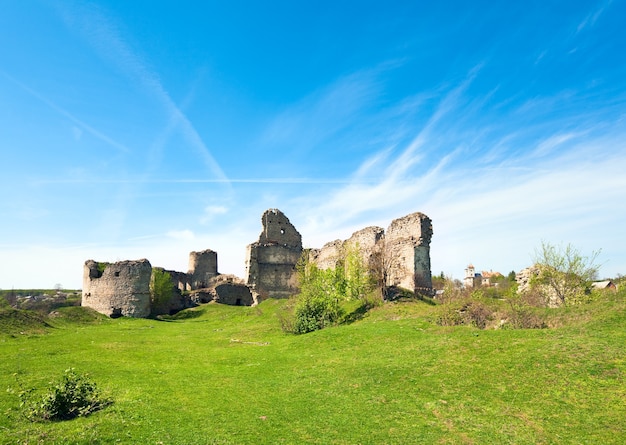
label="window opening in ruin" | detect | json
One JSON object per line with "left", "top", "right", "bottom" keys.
{"left": 110, "top": 308, "right": 122, "bottom": 319}
{"left": 236, "top": 298, "right": 242, "bottom": 306}
{"left": 280, "top": 229, "right": 285, "bottom": 234}
{"left": 114, "top": 271, "right": 120, "bottom": 277}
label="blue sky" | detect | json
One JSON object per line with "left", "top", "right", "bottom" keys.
{"left": 1, "top": 0, "right": 625, "bottom": 289}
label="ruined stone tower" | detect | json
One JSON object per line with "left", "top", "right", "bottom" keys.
{"left": 82, "top": 259, "right": 152, "bottom": 318}
{"left": 188, "top": 249, "right": 218, "bottom": 289}
{"left": 245, "top": 209, "right": 303, "bottom": 300}
{"left": 81, "top": 208, "right": 433, "bottom": 318}
{"left": 385, "top": 212, "right": 433, "bottom": 293}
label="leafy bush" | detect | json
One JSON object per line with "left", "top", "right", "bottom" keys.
{"left": 15, "top": 368, "right": 111, "bottom": 421}
{"left": 503, "top": 293, "right": 547, "bottom": 329}
{"left": 531, "top": 241, "right": 601, "bottom": 306}
{"left": 284, "top": 246, "right": 379, "bottom": 334}
{"left": 435, "top": 299, "right": 494, "bottom": 329}
{"left": 436, "top": 302, "right": 464, "bottom": 327}
{"left": 150, "top": 268, "right": 175, "bottom": 316}
{"left": 461, "top": 300, "right": 493, "bottom": 329}
{"left": 293, "top": 293, "right": 344, "bottom": 334}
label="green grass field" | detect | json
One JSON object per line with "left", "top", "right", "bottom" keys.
{"left": 1, "top": 293, "right": 624, "bottom": 444}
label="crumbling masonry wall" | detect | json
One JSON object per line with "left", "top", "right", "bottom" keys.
{"left": 385, "top": 212, "right": 433, "bottom": 292}
{"left": 82, "top": 259, "right": 152, "bottom": 318}
{"left": 188, "top": 249, "right": 218, "bottom": 289}
{"left": 245, "top": 209, "right": 303, "bottom": 300}
{"left": 81, "top": 208, "right": 433, "bottom": 318}
{"left": 310, "top": 212, "right": 433, "bottom": 295}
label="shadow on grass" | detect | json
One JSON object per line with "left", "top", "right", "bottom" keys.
{"left": 342, "top": 303, "right": 372, "bottom": 325}
{"left": 0, "top": 309, "right": 56, "bottom": 335}
{"left": 155, "top": 307, "right": 205, "bottom": 322}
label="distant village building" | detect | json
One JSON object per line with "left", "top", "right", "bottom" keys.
{"left": 591, "top": 280, "right": 617, "bottom": 291}
{"left": 464, "top": 264, "right": 502, "bottom": 288}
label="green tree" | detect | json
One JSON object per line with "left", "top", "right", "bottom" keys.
{"left": 150, "top": 268, "right": 174, "bottom": 315}
{"left": 532, "top": 241, "right": 601, "bottom": 306}
{"left": 289, "top": 244, "right": 377, "bottom": 334}
{"left": 292, "top": 254, "right": 344, "bottom": 334}
{"left": 343, "top": 243, "right": 376, "bottom": 302}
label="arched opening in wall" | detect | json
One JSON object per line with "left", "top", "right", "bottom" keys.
{"left": 236, "top": 298, "right": 242, "bottom": 306}
{"left": 280, "top": 229, "right": 285, "bottom": 234}
{"left": 110, "top": 308, "right": 122, "bottom": 318}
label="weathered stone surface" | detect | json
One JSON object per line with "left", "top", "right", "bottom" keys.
{"left": 212, "top": 275, "right": 254, "bottom": 306}
{"left": 81, "top": 208, "right": 434, "bottom": 316}
{"left": 82, "top": 259, "right": 152, "bottom": 318}
{"left": 385, "top": 212, "right": 433, "bottom": 293}
{"left": 516, "top": 265, "right": 561, "bottom": 307}
{"left": 310, "top": 239, "right": 343, "bottom": 270}
{"left": 245, "top": 209, "right": 302, "bottom": 300}
{"left": 258, "top": 208, "right": 302, "bottom": 247}
{"left": 190, "top": 274, "right": 254, "bottom": 306}
{"left": 309, "top": 212, "right": 433, "bottom": 296}
{"left": 346, "top": 226, "right": 385, "bottom": 270}
{"left": 515, "top": 266, "right": 537, "bottom": 294}
{"left": 188, "top": 249, "right": 218, "bottom": 289}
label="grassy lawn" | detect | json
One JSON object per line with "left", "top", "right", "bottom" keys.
{"left": 1, "top": 294, "right": 624, "bottom": 444}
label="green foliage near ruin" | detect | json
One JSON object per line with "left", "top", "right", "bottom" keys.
{"left": 286, "top": 245, "right": 379, "bottom": 334}
{"left": 150, "top": 268, "right": 174, "bottom": 316}
{"left": 0, "top": 286, "right": 624, "bottom": 443}
{"left": 96, "top": 262, "right": 109, "bottom": 276}
{"left": 531, "top": 241, "right": 602, "bottom": 305}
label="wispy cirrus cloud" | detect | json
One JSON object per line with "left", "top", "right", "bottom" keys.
{"left": 55, "top": 2, "right": 228, "bottom": 183}
{"left": 293, "top": 65, "right": 626, "bottom": 277}
{"left": 0, "top": 70, "right": 130, "bottom": 154}
{"left": 576, "top": 0, "right": 613, "bottom": 33}
{"left": 259, "top": 67, "right": 385, "bottom": 155}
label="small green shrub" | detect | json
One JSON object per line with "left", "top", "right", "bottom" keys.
{"left": 96, "top": 262, "right": 109, "bottom": 275}
{"left": 16, "top": 368, "right": 111, "bottom": 421}
{"left": 461, "top": 300, "right": 493, "bottom": 329}
{"left": 504, "top": 307, "right": 547, "bottom": 329}
{"left": 293, "top": 294, "right": 344, "bottom": 334}
{"left": 436, "top": 302, "right": 464, "bottom": 326}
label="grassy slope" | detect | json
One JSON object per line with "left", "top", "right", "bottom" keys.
{"left": 0, "top": 295, "right": 624, "bottom": 444}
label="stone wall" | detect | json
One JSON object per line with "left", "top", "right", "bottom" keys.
{"left": 516, "top": 265, "right": 561, "bottom": 307}
{"left": 346, "top": 226, "right": 385, "bottom": 270}
{"left": 309, "top": 239, "right": 343, "bottom": 270}
{"left": 385, "top": 212, "right": 433, "bottom": 292}
{"left": 245, "top": 209, "right": 302, "bottom": 300}
{"left": 309, "top": 212, "right": 433, "bottom": 295}
{"left": 190, "top": 275, "right": 254, "bottom": 306}
{"left": 81, "top": 208, "right": 434, "bottom": 317}
{"left": 82, "top": 259, "right": 152, "bottom": 318}
{"left": 188, "top": 249, "right": 218, "bottom": 289}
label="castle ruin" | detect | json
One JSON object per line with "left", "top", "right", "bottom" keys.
{"left": 82, "top": 259, "right": 152, "bottom": 318}
{"left": 309, "top": 212, "right": 433, "bottom": 293}
{"left": 245, "top": 209, "right": 303, "bottom": 301}
{"left": 82, "top": 209, "right": 433, "bottom": 318}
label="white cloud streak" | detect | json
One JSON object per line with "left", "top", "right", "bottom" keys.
{"left": 0, "top": 70, "right": 130, "bottom": 154}
{"left": 293, "top": 68, "right": 626, "bottom": 279}
{"left": 55, "top": 2, "right": 228, "bottom": 183}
